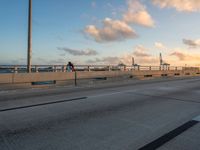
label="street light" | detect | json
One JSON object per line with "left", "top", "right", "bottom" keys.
{"left": 27, "top": 0, "right": 32, "bottom": 73}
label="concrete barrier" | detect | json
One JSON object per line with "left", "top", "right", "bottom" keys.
{"left": 0, "top": 70, "right": 200, "bottom": 89}
{"left": 0, "top": 74, "right": 13, "bottom": 84}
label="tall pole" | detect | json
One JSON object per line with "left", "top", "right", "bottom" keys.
{"left": 27, "top": 0, "right": 32, "bottom": 73}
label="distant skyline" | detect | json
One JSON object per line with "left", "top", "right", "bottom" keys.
{"left": 0, "top": 0, "right": 200, "bottom": 66}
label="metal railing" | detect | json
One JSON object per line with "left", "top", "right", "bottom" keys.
{"left": 0, "top": 65, "right": 199, "bottom": 74}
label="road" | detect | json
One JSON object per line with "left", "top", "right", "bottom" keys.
{"left": 0, "top": 77, "right": 200, "bottom": 150}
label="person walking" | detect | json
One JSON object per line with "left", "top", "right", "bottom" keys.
{"left": 67, "top": 62, "right": 75, "bottom": 72}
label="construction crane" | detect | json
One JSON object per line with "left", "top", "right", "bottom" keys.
{"left": 132, "top": 57, "right": 139, "bottom": 67}
{"left": 159, "top": 53, "right": 170, "bottom": 70}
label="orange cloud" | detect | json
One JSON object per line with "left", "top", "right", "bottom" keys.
{"left": 170, "top": 52, "right": 187, "bottom": 61}
{"left": 152, "top": 0, "right": 200, "bottom": 12}
{"left": 84, "top": 0, "right": 154, "bottom": 43}
{"left": 85, "top": 18, "right": 137, "bottom": 43}
{"left": 123, "top": 0, "right": 155, "bottom": 27}
{"left": 155, "top": 42, "right": 166, "bottom": 50}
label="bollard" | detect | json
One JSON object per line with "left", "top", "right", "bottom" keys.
{"left": 88, "top": 66, "right": 90, "bottom": 72}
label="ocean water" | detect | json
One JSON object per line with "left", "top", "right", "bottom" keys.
{"left": 0, "top": 69, "right": 13, "bottom": 74}
{"left": 0, "top": 67, "right": 54, "bottom": 74}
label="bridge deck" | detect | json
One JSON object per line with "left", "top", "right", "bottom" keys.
{"left": 0, "top": 77, "right": 200, "bottom": 150}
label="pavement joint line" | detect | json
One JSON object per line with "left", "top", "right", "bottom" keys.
{"left": 138, "top": 118, "right": 200, "bottom": 150}
{"left": 0, "top": 97, "right": 87, "bottom": 112}
{"left": 130, "top": 92, "right": 200, "bottom": 104}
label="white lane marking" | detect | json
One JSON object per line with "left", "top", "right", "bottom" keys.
{"left": 193, "top": 115, "right": 200, "bottom": 122}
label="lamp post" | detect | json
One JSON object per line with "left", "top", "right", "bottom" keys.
{"left": 27, "top": 0, "right": 32, "bottom": 73}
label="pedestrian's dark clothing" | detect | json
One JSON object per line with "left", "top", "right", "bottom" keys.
{"left": 67, "top": 62, "right": 75, "bottom": 72}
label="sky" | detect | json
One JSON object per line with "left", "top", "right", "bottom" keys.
{"left": 1, "top": 0, "right": 200, "bottom": 66}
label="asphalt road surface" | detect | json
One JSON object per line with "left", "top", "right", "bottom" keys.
{"left": 0, "top": 77, "right": 200, "bottom": 150}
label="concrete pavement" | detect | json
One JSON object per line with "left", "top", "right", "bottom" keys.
{"left": 0, "top": 77, "right": 200, "bottom": 150}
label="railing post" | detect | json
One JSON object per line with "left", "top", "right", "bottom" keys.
{"left": 14, "top": 66, "right": 18, "bottom": 73}
{"left": 108, "top": 66, "right": 111, "bottom": 71}
{"left": 62, "top": 65, "right": 66, "bottom": 72}
{"left": 35, "top": 65, "right": 39, "bottom": 73}
{"left": 54, "top": 66, "right": 57, "bottom": 72}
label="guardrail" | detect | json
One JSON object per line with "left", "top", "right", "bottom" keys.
{"left": 0, "top": 65, "right": 195, "bottom": 74}
{"left": 1, "top": 65, "right": 200, "bottom": 89}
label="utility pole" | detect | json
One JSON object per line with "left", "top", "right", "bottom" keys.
{"left": 27, "top": 0, "right": 32, "bottom": 73}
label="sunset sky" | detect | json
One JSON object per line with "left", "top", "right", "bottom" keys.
{"left": 0, "top": 0, "right": 200, "bottom": 66}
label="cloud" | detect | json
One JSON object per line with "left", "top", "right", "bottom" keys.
{"left": 170, "top": 50, "right": 200, "bottom": 62}
{"left": 155, "top": 42, "right": 166, "bottom": 49}
{"left": 86, "top": 45, "right": 157, "bottom": 65}
{"left": 87, "top": 54, "right": 157, "bottom": 65}
{"left": 84, "top": 0, "right": 154, "bottom": 43}
{"left": 58, "top": 47, "right": 98, "bottom": 56}
{"left": 87, "top": 56, "right": 122, "bottom": 64}
{"left": 123, "top": 0, "right": 155, "bottom": 27}
{"left": 122, "top": 54, "right": 158, "bottom": 65}
{"left": 183, "top": 39, "right": 200, "bottom": 48}
{"left": 152, "top": 0, "right": 200, "bottom": 12}
{"left": 84, "top": 18, "right": 137, "bottom": 43}
{"left": 131, "top": 45, "right": 158, "bottom": 65}
{"left": 133, "top": 45, "right": 151, "bottom": 57}
{"left": 170, "top": 52, "right": 187, "bottom": 61}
